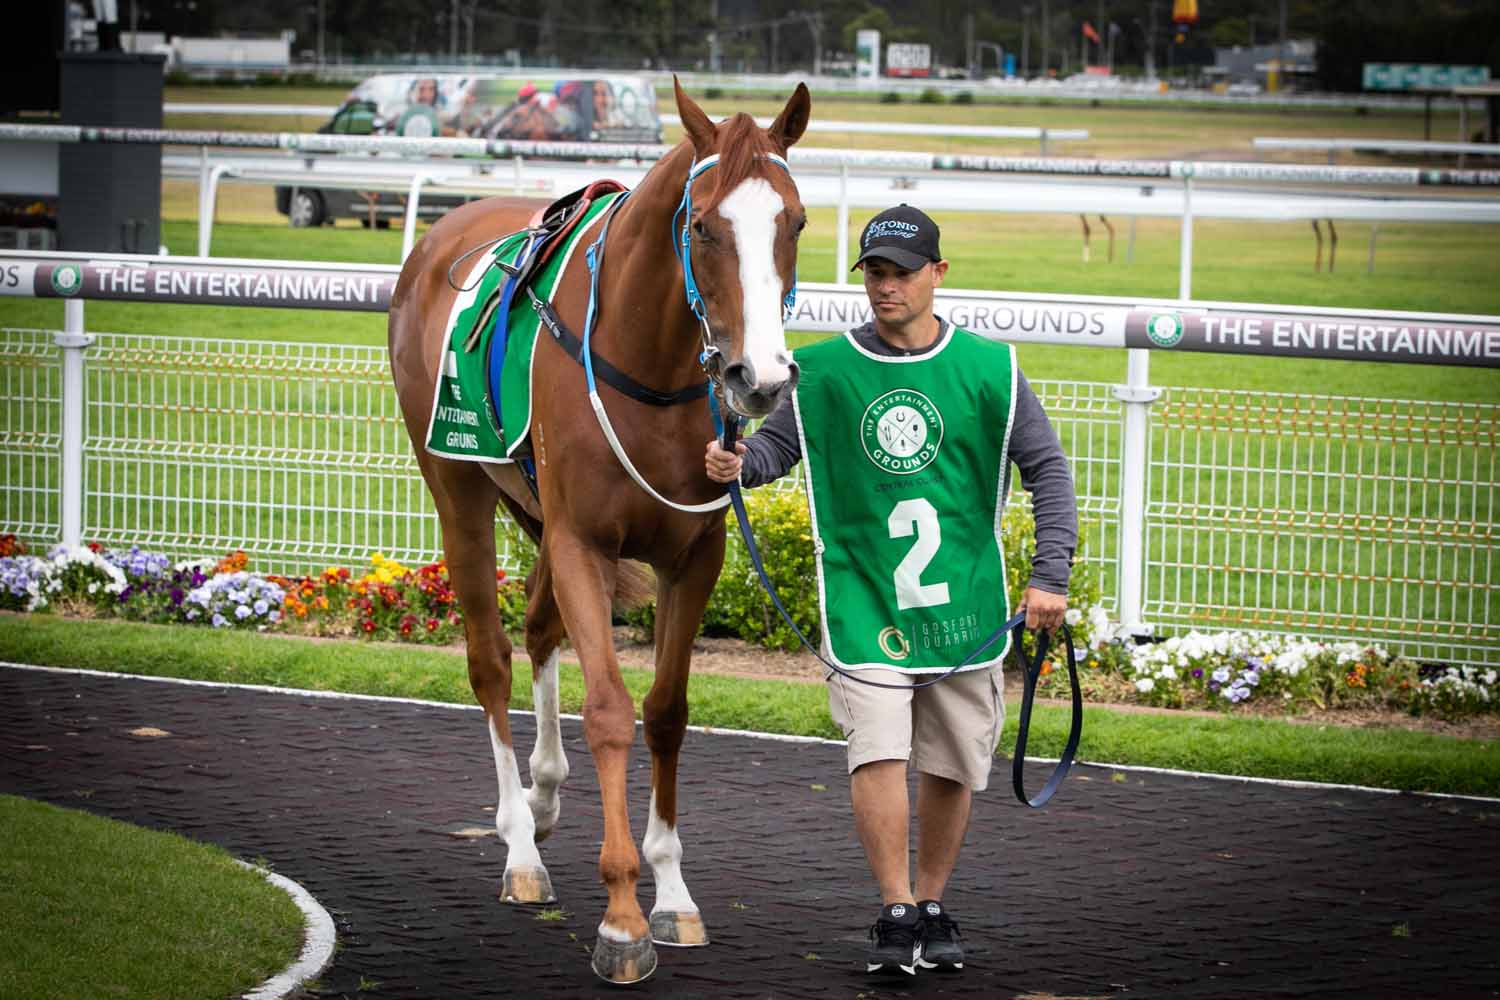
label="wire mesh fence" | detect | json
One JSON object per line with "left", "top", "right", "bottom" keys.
{"left": 4, "top": 328, "right": 1496, "bottom": 667}
{"left": 1147, "top": 388, "right": 1499, "bottom": 667}
{"left": 0, "top": 330, "right": 63, "bottom": 543}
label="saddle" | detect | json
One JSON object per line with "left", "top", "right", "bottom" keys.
{"left": 462, "top": 180, "right": 628, "bottom": 353}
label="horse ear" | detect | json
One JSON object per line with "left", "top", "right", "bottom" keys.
{"left": 767, "top": 82, "right": 811, "bottom": 152}
{"left": 673, "top": 75, "right": 717, "bottom": 159}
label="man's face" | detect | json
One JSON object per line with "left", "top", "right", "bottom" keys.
{"left": 861, "top": 257, "right": 948, "bottom": 330}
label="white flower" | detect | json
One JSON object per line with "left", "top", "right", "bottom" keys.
{"left": 87, "top": 582, "right": 99, "bottom": 594}
{"left": 1064, "top": 608, "right": 1083, "bottom": 626}
{"left": 1134, "top": 677, "right": 1155, "bottom": 693}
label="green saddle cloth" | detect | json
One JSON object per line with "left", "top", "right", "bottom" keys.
{"left": 423, "top": 190, "right": 622, "bottom": 463}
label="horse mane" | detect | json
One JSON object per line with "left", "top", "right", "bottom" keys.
{"left": 696, "top": 112, "right": 780, "bottom": 214}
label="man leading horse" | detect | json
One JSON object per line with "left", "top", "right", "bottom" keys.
{"left": 706, "top": 204, "right": 1079, "bottom": 977}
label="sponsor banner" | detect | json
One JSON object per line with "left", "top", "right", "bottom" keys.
{"left": 0, "top": 259, "right": 394, "bottom": 312}
{"left": 1126, "top": 308, "right": 1500, "bottom": 367}
{"left": 5, "top": 257, "right": 1496, "bottom": 366}
{"left": 938, "top": 155, "right": 1173, "bottom": 178}
{"left": 789, "top": 285, "right": 1129, "bottom": 345}
{"left": 1173, "top": 161, "right": 1419, "bottom": 186}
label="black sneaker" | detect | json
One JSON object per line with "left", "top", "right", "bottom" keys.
{"left": 866, "top": 902, "right": 920, "bottom": 975}
{"left": 916, "top": 899, "right": 964, "bottom": 971}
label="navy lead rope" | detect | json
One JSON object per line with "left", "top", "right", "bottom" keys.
{"left": 712, "top": 404, "right": 1083, "bottom": 808}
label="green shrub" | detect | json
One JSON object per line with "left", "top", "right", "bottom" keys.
{"left": 953, "top": 91, "right": 975, "bottom": 104}
{"left": 880, "top": 91, "right": 903, "bottom": 104}
{"left": 704, "top": 86, "right": 724, "bottom": 100}
{"left": 918, "top": 87, "right": 945, "bottom": 104}
{"left": 708, "top": 488, "right": 821, "bottom": 651}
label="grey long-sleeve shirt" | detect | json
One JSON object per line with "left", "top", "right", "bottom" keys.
{"left": 739, "top": 320, "right": 1079, "bottom": 595}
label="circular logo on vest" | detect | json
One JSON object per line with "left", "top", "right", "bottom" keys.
{"left": 860, "top": 388, "right": 943, "bottom": 476}
{"left": 50, "top": 264, "right": 82, "bottom": 297}
{"left": 877, "top": 626, "right": 910, "bottom": 660}
{"left": 1145, "top": 312, "right": 1184, "bottom": 347}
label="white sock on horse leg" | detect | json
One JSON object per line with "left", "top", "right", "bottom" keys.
{"left": 489, "top": 722, "right": 544, "bottom": 872}
{"left": 527, "top": 650, "right": 568, "bottom": 835}
{"left": 643, "top": 788, "right": 697, "bottom": 916}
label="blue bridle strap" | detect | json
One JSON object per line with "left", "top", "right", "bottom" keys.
{"left": 671, "top": 152, "right": 798, "bottom": 332}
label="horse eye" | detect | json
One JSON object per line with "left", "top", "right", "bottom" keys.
{"left": 692, "top": 218, "right": 708, "bottom": 239}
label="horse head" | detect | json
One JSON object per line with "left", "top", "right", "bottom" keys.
{"left": 673, "top": 78, "right": 811, "bottom": 420}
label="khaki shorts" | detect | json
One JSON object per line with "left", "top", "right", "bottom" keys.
{"left": 826, "top": 664, "right": 1005, "bottom": 792}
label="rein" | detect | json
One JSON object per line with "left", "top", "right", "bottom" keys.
{"left": 712, "top": 405, "right": 1083, "bottom": 809}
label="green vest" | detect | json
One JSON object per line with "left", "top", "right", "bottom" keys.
{"left": 791, "top": 326, "right": 1017, "bottom": 673}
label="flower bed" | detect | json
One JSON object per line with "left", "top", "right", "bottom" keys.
{"left": 2, "top": 533, "right": 1495, "bottom": 721}
{"left": 0, "top": 535, "right": 524, "bottom": 645}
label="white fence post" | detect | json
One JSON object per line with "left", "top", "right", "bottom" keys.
{"left": 1112, "top": 174, "right": 1192, "bottom": 638}
{"left": 197, "top": 162, "right": 231, "bottom": 258}
{"left": 834, "top": 163, "right": 849, "bottom": 284}
{"left": 401, "top": 174, "right": 429, "bottom": 262}
{"left": 56, "top": 300, "right": 95, "bottom": 550}
{"left": 1113, "top": 350, "right": 1159, "bottom": 638}
{"left": 1178, "top": 172, "right": 1194, "bottom": 300}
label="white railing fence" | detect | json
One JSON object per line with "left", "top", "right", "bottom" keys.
{"left": 4, "top": 325, "right": 1495, "bottom": 668}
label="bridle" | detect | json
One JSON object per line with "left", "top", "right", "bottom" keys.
{"left": 670, "top": 151, "right": 799, "bottom": 389}
{"left": 575, "top": 148, "right": 801, "bottom": 515}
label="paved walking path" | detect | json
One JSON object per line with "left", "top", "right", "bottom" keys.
{"left": 3, "top": 665, "right": 1497, "bottom": 999}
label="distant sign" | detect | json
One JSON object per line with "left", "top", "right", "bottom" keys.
{"left": 856, "top": 29, "right": 881, "bottom": 82}
{"left": 1362, "top": 64, "right": 1491, "bottom": 92}
{"left": 886, "top": 43, "right": 932, "bottom": 78}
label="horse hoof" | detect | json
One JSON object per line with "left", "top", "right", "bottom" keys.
{"left": 591, "top": 934, "right": 657, "bottom": 984}
{"left": 650, "top": 909, "right": 710, "bottom": 947}
{"left": 500, "top": 866, "right": 556, "bottom": 904}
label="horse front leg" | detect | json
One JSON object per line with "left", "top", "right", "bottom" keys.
{"left": 546, "top": 528, "right": 656, "bottom": 984}
{"left": 642, "top": 535, "right": 723, "bottom": 948}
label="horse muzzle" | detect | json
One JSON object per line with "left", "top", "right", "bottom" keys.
{"left": 722, "top": 356, "right": 800, "bottom": 419}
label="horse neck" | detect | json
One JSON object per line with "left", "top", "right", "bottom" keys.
{"left": 594, "top": 146, "right": 702, "bottom": 385}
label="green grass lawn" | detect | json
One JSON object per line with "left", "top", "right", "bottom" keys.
{"left": 0, "top": 794, "right": 305, "bottom": 1000}
{"left": 3, "top": 616, "right": 1496, "bottom": 797}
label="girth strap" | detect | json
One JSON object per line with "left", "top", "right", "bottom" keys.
{"left": 528, "top": 288, "right": 711, "bottom": 408}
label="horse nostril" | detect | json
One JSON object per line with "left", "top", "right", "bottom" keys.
{"left": 774, "top": 349, "right": 793, "bottom": 368}
{"left": 784, "top": 361, "right": 800, "bottom": 392}
{"left": 723, "top": 360, "right": 757, "bottom": 395}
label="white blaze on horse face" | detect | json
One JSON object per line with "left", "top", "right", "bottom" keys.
{"left": 643, "top": 789, "right": 698, "bottom": 916}
{"left": 717, "top": 178, "right": 792, "bottom": 389}
{"left": 525, "top": 650, "right": 568, "bottom": 837}
{"left": 489, "top": 721, "right": 544, "bottom": 870}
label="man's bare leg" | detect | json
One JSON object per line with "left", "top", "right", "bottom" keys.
{"left": 850, "top": 759, "right": 915, "bottom": 905}
{"left": 914, "top": 772, "right": 972, "bottom": 902}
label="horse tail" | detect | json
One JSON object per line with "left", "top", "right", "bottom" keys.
{"left": 613, "top": 560, "right": 656, "bottom": 613}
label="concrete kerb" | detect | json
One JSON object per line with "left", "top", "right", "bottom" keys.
{"left": 234, "top": 862, "right": 338, "bottom": 1000}
{"left": 4, "top": 661, "right": 1497, "bottom": 805}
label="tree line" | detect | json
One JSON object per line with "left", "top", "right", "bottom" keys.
{"left": 128, "top": 0, "right": 1498, "bottom": 90}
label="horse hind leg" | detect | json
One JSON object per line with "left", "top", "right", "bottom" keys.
{"left": 430, "top": 463, "right": 554, "bottom": 905}
{"left": 523, "top": 553, "right": 568, "bottom": 843}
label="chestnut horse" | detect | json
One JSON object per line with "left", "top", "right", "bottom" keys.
{"left": 388, "top": 80, "right": 811, "bottom": 983}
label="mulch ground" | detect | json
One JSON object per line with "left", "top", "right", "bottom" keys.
{"left": 2, "top": 664, "right": 1497, "bottom": 1000}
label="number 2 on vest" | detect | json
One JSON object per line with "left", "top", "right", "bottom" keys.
{"left": 888, "top": 498, "right": 951, "bottom": 610}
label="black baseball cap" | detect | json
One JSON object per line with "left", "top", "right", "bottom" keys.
{"left": 852, "top": 204, "right": 942, "bottom": 271}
